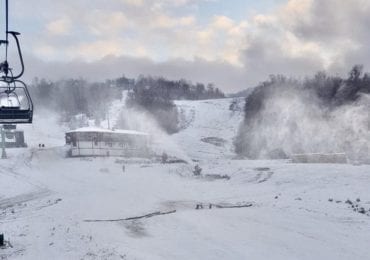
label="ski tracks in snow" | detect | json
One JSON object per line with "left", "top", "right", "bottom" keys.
{"left": 0, "top": 189, "right": 52, "bottom": 210}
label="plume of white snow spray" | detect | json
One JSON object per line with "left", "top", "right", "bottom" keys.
{"left": 237, "top": 85, "right": 370, "bottom": 162}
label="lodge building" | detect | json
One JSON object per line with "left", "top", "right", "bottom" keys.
{"left": 65, "top": 127, "right": 150, "bottom": 157}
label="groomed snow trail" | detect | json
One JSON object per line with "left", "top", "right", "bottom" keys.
{"left": 174, "top": 98, "right": 244, "bottom": 160}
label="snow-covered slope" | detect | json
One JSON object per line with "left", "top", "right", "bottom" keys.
{"left": 174, "top": 98, "right": 243, "bottom": 160}
{"left": 1, "top": 98, "right": 370, "bottom": 260}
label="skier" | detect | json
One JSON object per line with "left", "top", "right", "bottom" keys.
{"left": 161, "top": 152, "right": 168, "bottom": 164}
{"left": 193, "top": 164, "right": 202, "bottom": 176}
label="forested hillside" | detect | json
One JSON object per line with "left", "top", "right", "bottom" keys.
{"left": 29, "top": 75, "right": 225, "bottom": 133}
{"left": 235, "top": 65, "right": 370, "bottom": 161}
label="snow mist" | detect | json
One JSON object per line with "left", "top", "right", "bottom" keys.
{"left": 115, "top": 107, "right": 191, "bottom": 162}
{"left": 236, "top": 81, "right": 370, "bottom": 162}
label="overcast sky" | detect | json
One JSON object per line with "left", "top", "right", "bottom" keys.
{"left": 3, "top": 0, "right": 370, "bottom": 92}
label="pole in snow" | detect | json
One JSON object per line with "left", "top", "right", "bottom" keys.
{"left": 107, "top": 110, "right": 110, "bottom": 130}
{"left": 1, "top": 126, "right": 7, "bottom": 159}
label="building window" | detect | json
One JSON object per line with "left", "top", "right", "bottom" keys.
{"left": 72, "top": 135, "right": 77, "bottom": 147}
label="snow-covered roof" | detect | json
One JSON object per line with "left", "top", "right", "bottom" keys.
{"left": 66, "top": 127, "right": 149, "bottom": 136}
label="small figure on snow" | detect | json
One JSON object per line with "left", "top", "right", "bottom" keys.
{"left": 195, "top": 204, "right": 204, "bottom": 210}
{"left": 193, "top": 164, "right": 202, "bottom": 176}
{"left": 0, "top": 234, "right": 4, "bottom": 247}
{"left": 161, "top": 152, "right": 168, "bottom": 164}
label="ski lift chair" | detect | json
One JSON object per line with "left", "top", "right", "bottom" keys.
{"left": 0, "top": 0, "right": 33, "bottom": 124}
{"left": 0, "top": 80, "right": 33, "bottom": 124}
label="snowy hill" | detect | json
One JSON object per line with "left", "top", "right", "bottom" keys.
{"left": 174, "top": 98, "right": 243, "bottom": 160}
{"left": 1, "top": 98, "right": 370, "bottom": 260}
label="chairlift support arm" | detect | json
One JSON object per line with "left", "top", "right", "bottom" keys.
{"left": 0, "top": 0, "right": 25, "bottom": 81}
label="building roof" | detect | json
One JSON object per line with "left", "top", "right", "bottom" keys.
{"left": 66, "top": 127, "right": 149, "bottom": 136}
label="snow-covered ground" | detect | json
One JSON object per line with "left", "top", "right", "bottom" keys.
{"left": 1, "top": 98, "right": 370, "bottom": 260}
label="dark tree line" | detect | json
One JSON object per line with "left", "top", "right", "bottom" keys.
{"left": 125, "top": 76, "right": 224, "bottom": 133}
{"left": 128, "top": 75, "right": 225, "bottom": 100}
{"left": 304, "top": 65, "right": 370, "bottom": 106}
{"left": 29, "top": 74, "right": 225, "bottom": 133}
{"left": 29, "top": 78, "right": 122, "bottom": 124}
{"left": 235, "top": 65, "right": 370, "bottom": 158}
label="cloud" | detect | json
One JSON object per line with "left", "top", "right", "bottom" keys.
{"left": 9, "top": 0, "right": 370, "bottom": 92}
{"left": 86, "top": 10, "right": 129, "bottom": 36}
{"left": 14, "top": 0, "right": 247, "bottom": 65}
{"left": 46, "top": 17, "right": 72, "bottom": 35}
{"left": 241, "top": 0, "right": 370, "bottom": 87}
{"left": 23, "top": 53, "right": 247, "bottom": 93}
{"left": 121, "top": 0, "right": 144, "bottom": 7}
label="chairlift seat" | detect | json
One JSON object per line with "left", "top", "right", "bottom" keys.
{"left": 0, "top": 1, "right": 33, "bottom": 124}
{"left": 0, "top": 107, "right": 32, "bottom": 124}
{"left": 0, "top": 80, "right": 33, "bottom": 124}
{"left": 1, "top": 105, "right": 20, "bottom": 110}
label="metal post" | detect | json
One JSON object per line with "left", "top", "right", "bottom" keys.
{"left": 5, "top": 0, "right": 8, "bottom": 62}
{"left": 107, "top": 110, "right": 110, "bottom": 130}
{"left": 1, "top": 126, "right": 7, "bottom": 159}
